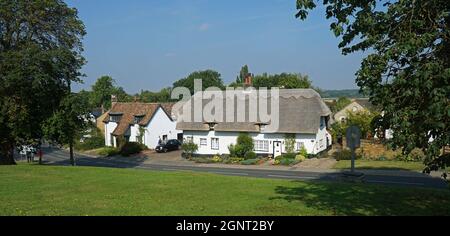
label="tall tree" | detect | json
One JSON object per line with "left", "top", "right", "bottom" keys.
{"left": 236, "top": 65, "right": 249, "bottom": 84}
{"left": 43, "top": 93, "right": 90, "bottom": 166}
{"left": 335, "top": 97, "right": 352, "bottom": 112}
{"left": 0, "top": 0, "right": 85, "bottom": 164}
{"left": 90, "top": 76, "right": 116, "bottom": 110}
{"left": 296, "top": 0, "right": 450, "bottom": 174}
{"left": 252, "top": 73, "right": 312, "bottom": 89}
{"left": 139, "top": 87, "right": 172, "bottom": 103}
{"left": 173, "top": 70, "right": 225, "bottom": 94}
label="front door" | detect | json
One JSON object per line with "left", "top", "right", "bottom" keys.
{"left": 273, "top": 141, "right": 282, "bottom": 157}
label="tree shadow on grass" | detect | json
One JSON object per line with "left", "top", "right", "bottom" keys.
{"left": 270, "top": 181, "right": 450, "bottom": 216}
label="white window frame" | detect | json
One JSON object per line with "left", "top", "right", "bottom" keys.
{"left": 185, "top": 136, "right": 193, "bottom": 143}
{"left": 200, "top": 138, "right": 207, "bottom": 146}
{"left": 211, "top": 138, "right": 219, "bottom": 150}
{"left": 296, "top": 142, "right": 305, "bottom": 151}
{"left": 254, "top": 140, "right": 269, "bottom": 152}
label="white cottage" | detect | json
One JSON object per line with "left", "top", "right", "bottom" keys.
{"left": 176, "top": 89, "right": 332, "bottom": 157}
{"left": 103, "top": 101, "right": 182, "bottom": 149}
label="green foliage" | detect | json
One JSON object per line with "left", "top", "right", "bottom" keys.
{"left": 181, "top": 142, "right": 198, "bottom": 159}
{"left": 240, "top": 158, "right": 260, "bottom": 165}
{"left": 75, "top": 128, "right": 105, "bottom": 151}
{"left": 228, "top": 157, "right": 245, "bottom": 164}
{"left": 244, "top": 151, "right": 257, "bottom": 160}
{"left": 235, "top": 65, "right": 249, "bottom": 84}
{"left": 275, "top": 157, "right": 300, "bottom": 166}
{"left": 229, "top": 133, "right": 255, "bottom": 159}
{"left": 277, "top": 153, "right": 297, "bottom": 160}
{"left": 396, "top": 149, "right": 426, "bottom": 162}
{"left": 333, "top": 149, "right": 362, "bottom": 161}
{"left": 172, "top": 70, "right": 225, "bottom": 95}
{"left": 295, "top": 154, "right": 306, "bottom": 162}
{"left": 331, "top": 110, "right": 378, "bottom": 140}
{"left": 119, "top": 142, "right": 146, "bottom": 157}
{"left": 298, "top": 146, "right": 308, "bottom": 157}
{"left": 296, "top": 0, "right": 450, "bottom": 173}
{"left": 97, "top": 147, "right": 120, "bottom": 157}
{"left": 212, "top": 155, "right": 223, "bottom": 163}
{"left": 252, "top": 73, "right": 312, "bottom": 89}
{"left": 136, "top": 126, "right": 145, "bottom": 144}
{"left": 335, "top": 97, "right": 352, "bottom": 112}
{"left": 284, "top": 134, "right": 296, "bottom": 154}
{"left": 43, "top": 93, "right": 90, "bottom": 147}
{"left": 0, "top": 0, "right": 86, "bottom": 164}
{"left": 90, "top": 76, "right": 115, "bottom": 109}
{"left": 138, "top": 88, "right": 173, "bottom": 103}
{"left": 346, "top": 110, "right": 378, "bottom": 138}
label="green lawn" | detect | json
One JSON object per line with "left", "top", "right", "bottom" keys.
{"left": 1, "top": 164, "right": 450, "bottom": 216}
{"left": 333, "top": 160, "right": 426, "bottom": 171}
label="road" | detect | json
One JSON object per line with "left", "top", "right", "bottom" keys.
{"left": 37, "top": 147, "right": 449, "bottom": 189}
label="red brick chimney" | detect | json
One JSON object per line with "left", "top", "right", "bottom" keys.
{"left": 111, "top": 95, "right": 118, "bottom": 107}
{"left": 244, "top": 73, "right": 253, "bottom": 87}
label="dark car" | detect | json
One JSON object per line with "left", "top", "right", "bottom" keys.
{"left": 155, "top": 139, "right": 181, "bottom": 153}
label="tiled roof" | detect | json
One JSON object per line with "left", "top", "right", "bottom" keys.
{"left": 103, "top": 102, "right": 167, "bottom": 136}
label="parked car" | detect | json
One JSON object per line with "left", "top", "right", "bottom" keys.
{"left": 155, "top": 139, "right": 181, "bottom": 153}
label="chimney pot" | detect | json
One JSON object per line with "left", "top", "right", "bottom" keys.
{"left": 111, "top": 95, "right": 118, "bottom": 107}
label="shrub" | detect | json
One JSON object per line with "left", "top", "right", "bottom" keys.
{"left": 97, "top": 147, "right": 120, "bottom": 157}
{"left": 229, "top": 133, "right": 254, "bottom": 158}
{"left": 333, "top": 149, "right": 362, "bottom": 161}
{"left": 276, "top": 153, "right": 296, "bottom": 160}
{"left": 284, "top": 134, "right": 296, "bottom": 154}
{"left": 229, "top": 157, "right": 244, "bottom": 164}
{"left": 120, "top": 142, "right": 146, "bottom": 157}
{"left": 295, "top": 154, "right": 306, "bottom": 162}
{"left": 192, "top": 157, "right": 216, "bottom": 164}
{"left": 279, "top": 158, "right": 300, "bottom": 166}
{"left": 273, "top": 159, "right": 281, "bottom": 165}
{"left": 212, "top": 155, "right": 223, "bottom": 163}
{"left": 298, "top": 146, "right": 308, "bottom": 157}
{"left": 396, "top": 149, "right": 425, "bottom": 162}
{"left": 244, "top": 151, "right": 257, "bottom": 160}
{"left": 75, "top": 127, "right": 105, "bottom": 151}
{"left": 182, "top": 142, "right": 198, "bottom": 159}
{"left": 240, "top": 158, "right": 260, "bottom": 165}
{"left": 76, "top": 136, "right": 105, "bottom": 150}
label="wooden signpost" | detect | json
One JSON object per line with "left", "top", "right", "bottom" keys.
{"left": 344, "top": 125, "right": 364, "bottom": 178}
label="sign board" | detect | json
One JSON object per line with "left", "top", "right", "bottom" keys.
{"left": 346, "top": 125, "right": 361, "bottom": 150}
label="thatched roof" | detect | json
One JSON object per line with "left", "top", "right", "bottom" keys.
{"left": 176, "top": 89, "right": 331, "bottom": 134}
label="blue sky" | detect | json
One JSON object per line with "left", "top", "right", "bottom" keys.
{"left": 67, "top": 0, "right": 363, "bottom": 94}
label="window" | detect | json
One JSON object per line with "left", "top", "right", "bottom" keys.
{"left": 254, "top": 140, "right": 269, "bottom": 152}
{"left": 185, "top": 136, "right": 193, "bottom": 143}
{"left": 110, "top": 115, "right": 121, "bottom": 122}
{"left": 211, "top": 138, "right": 219, "bottom": 150}
{"left": 134, "top": 116, "right": 144, "bottom": 124}
{"left": 200, "top": 138, "right": 207, "bottom": 146}
{"left": 296, "top": 142, "right": 305, "bottom": 151}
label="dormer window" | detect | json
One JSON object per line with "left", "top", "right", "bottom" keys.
{"left": 134, "top": 115, "right": 145, "bottom": 124}
{"left": 108, "top": 112, "right": 123, "bottom": 122}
